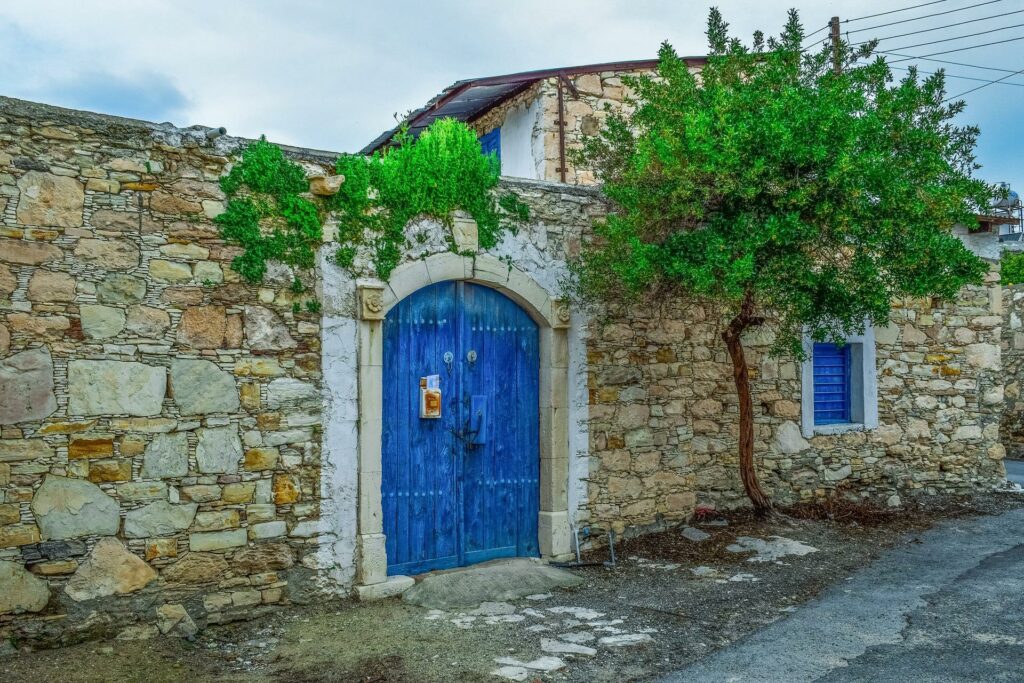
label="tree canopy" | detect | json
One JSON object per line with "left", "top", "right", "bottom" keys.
{"left": 572, "top": 8, "right": 992, "bottom": 510}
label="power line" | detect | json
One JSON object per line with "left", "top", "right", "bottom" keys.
{"left": 844, "top": 0, "right": 952, "bottom": 24}
{"left": 943, "top": 65, "right": 1024, "bottom": 100}
{"left": 891, "top": 64, "right": 1024, "bottom": 87}
{"left": 847, "top": 0, "right": 1004, "bottom": 34}
{"left": 879, "top": 20, "right": 1024, "bottom": 53}
{"left": 805, "top": 23, "right": 832, "bottom": 40}
{"left": 860, "top": 7, "right": 1023, "bottom": 43}
{"left": 880, "top": 51, "right": 1024, "bottom": 74}
{"left": 887, "top": 34, "right": 1024, "bottom": 62}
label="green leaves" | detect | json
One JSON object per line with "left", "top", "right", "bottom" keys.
{"left": 572, "top": 9, "right": 990, "bottom": 355}
{"left": 331, "top": 118, "right": 527, "bottom": 279}
{"left": 215, "top": 137, "right": 325, "bottom": 284}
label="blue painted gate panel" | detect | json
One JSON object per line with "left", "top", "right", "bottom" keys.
{"left": 812, "top": 342, "right": 851, "bottom": 425}
{"left": 382, "top": 281, "right": 539, "bottom": 575}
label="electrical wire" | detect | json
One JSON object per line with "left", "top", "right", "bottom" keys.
{"left": 846, "top": 0, "right": 1004, "bottom": 33}
{"left": 880, "top": 51, "right": 1024, "bottom": 74}
{"left": 878, "top": 20, "right": 1024, "bottom": 52}
{"left": 887, "top": 34, "right": 1024, "bottom": 62}
{"left": 943, "top": 65, "right": 1024, "bottom": 100}
{"left": 891, "top": 64, "right": 1024, "bottom": 87}
{"left": 858, "top": 7, "right": 1023, "bottom": 43}
{"left": 805, "top": 23, "right": 832, "bottom": 40}
{"left": 844, "top": 0, "right": 953, "bottom": 24}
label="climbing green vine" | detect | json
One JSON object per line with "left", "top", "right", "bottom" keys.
{"left": 332, "top": 117, "right": 528, "bottom": 279}
{"left": 215, "top": 137, "right": 323, "bottom": 284}
{"left": 216, "top": 119, "right": 529, "bottom": 286}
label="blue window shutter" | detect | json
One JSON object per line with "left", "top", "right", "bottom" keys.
{"left": 479, "top": 128, "right": 501, "bottom": 167}
{"left": 813, "top": 343, "right": 851, "bottom": 424}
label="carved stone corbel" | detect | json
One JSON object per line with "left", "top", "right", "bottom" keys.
{"left": 358, "top": 285, "right": 386, "bottom": 321}
{"left": 553, "top": 299, "right": 571, "bottom": 329}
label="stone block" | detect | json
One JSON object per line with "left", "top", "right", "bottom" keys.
{"left": 176, "top": 306, "right": 227, "bottom": 349}
{"left": 244, "top": 306, "right": 296, "bottom": 350}
{"left": 68, "top": 360, "right": 166, "bottom": 417}
{"left": 189, "top": 529, "right": 247, "bottom": 552}
{"left": 68, "top": 435, "right": 114, "bottom": 459}
{"left": 16, "top": 171, "right": 84, "bottom": 228}
{"left": 222, "top": 482, "right": 255, "bottom": 504}
{"left": 0, "top": 347, "right": 57, "bottom": 424}
{"left": 170, "top": 359, "right": 239, "bottom": 415}
{"left": 64, "top": 537, "right": 157, "bottom": 601}
{"left": 249, "top": 521, "right": 286, "bottom": 540}
{"left": 141, "top": 432, "right": 189, "bottom": 479}
{"left": 356, "top": 575, "right": 414, "bottom": 601}
{"left": 31, "top": 475, "right": 120, "bottom": 539}
{"left": 74, "top": 238, "right": 140, "bottom": 270}
{"left": 145, "top": 538, "right": 179, "bottom": 561}
{"left": 244, "top": 447, "right": 279, "bottom": 471}
{"left": 0, "top": 238, "right": 63, "bottom": 266}
{"left": 150, "top": 259, "right": 193, "bottom": 282}
{"left": 195, "top": 426, "right": 242, "bottom": 474}
{"left": 193, "top": 509, "right": 240, "bottom": 532}
{"left": 117, "top": 481, "right": 168, "bottom": 501}
{"left": 124, "top": 501, "right": 198, "bottom": 538}
{"left": 272, "top": 473, "right": 300, "bottom": 504}
{"left": 80, "top": 304, "right": 126, "bottom": 339}
{"left": 0, "top": 560, "right": 50, "bottom": 614}
{"left": 27, "top": 270, "right": 76, "bottom": 302}
{"left": 0, "top": 524, "right": 41, "bottom": 548}
{"left": 96, "top": 274, "right": 146, "bottom": 304}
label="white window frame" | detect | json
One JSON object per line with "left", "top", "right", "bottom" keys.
{"left": 801, "top": 325, "right": 879, "bottom": 438}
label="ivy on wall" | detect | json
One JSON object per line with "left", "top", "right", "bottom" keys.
{"left": 215, "top": 138, "right": 323, "bottom": 284}
{"left": 332, "top": 118, "right": 529, "bottom": 279}
{"left": 217, "top": 119, "right": 529, "bottom": 286}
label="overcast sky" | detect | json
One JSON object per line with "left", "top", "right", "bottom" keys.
{"left": 1, "top": 1, "right": 1021, "bottom": 194}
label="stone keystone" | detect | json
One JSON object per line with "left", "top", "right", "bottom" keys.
{"left": 31, "top": 475, "right": 120, "bottom": 540}
{"left": 64, "top": 537, "right": 157, "bottom": 602}
{"left": 0, "top": 347, "right": 57, "bottom": 424}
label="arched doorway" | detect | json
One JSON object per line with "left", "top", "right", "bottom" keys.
{"left": 381, "top": 281, "right": 540, "bottom": 575}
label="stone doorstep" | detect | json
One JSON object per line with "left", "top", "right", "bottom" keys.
{"left": 356, "top": 575, "right": 415, "bottom": 601}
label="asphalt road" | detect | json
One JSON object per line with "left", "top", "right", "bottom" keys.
{"left": 662, "top": 504, "right": 1024, "bottom": 683}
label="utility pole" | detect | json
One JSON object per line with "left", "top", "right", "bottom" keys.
{"left": 830, "top": 16, "right": 842, "bottom": 75}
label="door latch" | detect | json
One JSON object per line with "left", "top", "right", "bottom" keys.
{"left": 443, "top": 351, "right": 454, "bottom": 375}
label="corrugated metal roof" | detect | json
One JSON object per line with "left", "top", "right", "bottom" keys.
{"left": 361, "top": 57, "right": 706, "bottom": 155}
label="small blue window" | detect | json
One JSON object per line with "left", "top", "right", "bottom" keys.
{"left": 813, "top": 343, "right": 851, "bottom": 424}
{"left": 479, "top": 128, "right": 501, "bottom": 165}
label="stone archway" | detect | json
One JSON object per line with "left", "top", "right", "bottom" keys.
{"left": 354, "top": 253, "right": 572, "bottom": 591}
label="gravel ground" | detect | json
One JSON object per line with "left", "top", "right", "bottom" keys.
{"left": 4, "top": 493, "right": 1022, "bottom": 683}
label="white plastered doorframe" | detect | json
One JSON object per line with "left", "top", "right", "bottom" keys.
{"left": 354, "top": 252, "right": 573, "bottom": 587}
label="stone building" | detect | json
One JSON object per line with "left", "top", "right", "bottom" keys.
{"left": 0, "top": 93, "right": 1007, "bottom": 645}
{"left": 361, "top": 58, "right": 705, "bottom": 185}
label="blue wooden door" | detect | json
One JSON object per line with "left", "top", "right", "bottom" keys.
{"left": 381, "top": 281, "right": 539, "bottom": 575}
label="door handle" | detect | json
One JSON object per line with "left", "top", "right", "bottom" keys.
{"left": 470, "top": 395, "right": 487, "bottom": 446}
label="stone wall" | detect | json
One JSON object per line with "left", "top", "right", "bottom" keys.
{"left": 1001, "top": 283, "right": 1024, "bottom": 460}
{"left": 0, "top": 97, "right": 328, "bottom": 644}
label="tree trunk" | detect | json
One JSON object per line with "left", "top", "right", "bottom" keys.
{"left": 722, "top": 293, "right": 773, "bottom": 514}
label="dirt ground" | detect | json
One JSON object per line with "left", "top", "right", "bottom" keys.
{"left": 4, "top": 493, "right": 1022, "bottom": 683}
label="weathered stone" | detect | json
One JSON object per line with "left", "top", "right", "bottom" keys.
{"left": 68, "top": 435, "right": 114, "bottom": 459}
{"left": 159, "top": 243, "right": 208, "bottom": 260}
{"left": 141, "top": 432, "right": 189, "bottom": 479}
{"left": 150, "top": 259, "right": 194, "bottom": 283}
{"left": 0, "top": 238, "right": 63, "bottom": 266}
{"left": 87, "top": 459, "right": 132, "bottom": 482}
{"left": 31, "top": 475, "right": 120, "bottom": 540}
{"left": 16, "top": 171, "right": 84, "bottom": 228}
{"left": 273, "top": 473, "right": 300, "bottom": 504}
{"left": 181, "top": 484, "right": 222, "bottom": 503}
{"left": 74, "top": 238, "right": 140, "bottom": 270}
{"left": 29, "top": 559, "right": 79, "bottom": 576}
{"left": 0, "top": 524, "right": 41, "bottom": 548}
{"left": 244, "top": 447, "right": 279, "bottom": 471}
{"left": 156, "top": 603, "right": 199, "bottom": 638}
{"left": 775, "top": 421, "right": 810, "bottom": 454}
{"left": 193, "top": 260, "right": 223, "bottom": 284}
{"left": 176, "top": 306, "right": 227, "bottom": 349}
{"left": 170, "top": 359, "right": 239, "bottom": 415}
{"left": 150, "top": 191, "right": 201, "bottom": 215}
{"left": 64, "top": 537, "right": 157, "bottom": 601}
{"left": 6, "top": 312, "right": 70, "bottom": 337}
{"left": 124, "top": 501, "right": 198, "bottom": 538}
{"left": 221, "top": 482, "right": 255, "bottom": 504}
{"left": 250, "top": 521, "right": 287, "bottom": 539}
{"left": 189, "top": 529, "right": 247, "bottom": 552}
{"left": 0, "top": 347, "right": 57, "bottom": 424}
{"left": 68, "top": 360, "right": 166, "bottom": 416}
{"left": 244, "top": 306, "right": 296, "bottom": 350}
{"left": 823, "top": 464, "right": 853, "bottom": 482}
{"left": 193, "top": 509, "right": 240, "bottom": 532}
{"left": 309, "top": 175, "right": 344, "bottom": 196}
{"left": 90, "top": 208, "right": 161, "bottom": 233}
{"left": 80, "top": 304, "right": 126, "bottom": 339}
{"left": 96, "top": 274, "right": 146, "bottom": 304}
{"left": 0, "top": 438, "right": 54, "bottom": 462}
{"left": 0, "top": 264, "right": 16, "bottom": 297}
{"left": 162, "top": 552, "right": 229, "bottom": 585}
{"left": 126, "top": 305, "right": 170, "bottom": 337}
{"left": 964, "top": 343, "right": 999, "bottom": 370}
{"left": 0, "top": 560, "right": 50, "bottom": 614}
{"left": 266, "top": 378, "right": 318, "bottom": 408}
{"left": 195, "top": 426, "right": 242, "bottom": 474}
{"left": 27, "top": 270, "right": 76, "bottom": 302}
{"left": 145, "top": 538, "right": 178, "bottom": 560}
{"left": 0, "top": 324, "right": 8, "bottom": 356}
{"left": 29, "top": 539, "right": 88, "bottom": 560}
{"left": 232, "top": 543, "right": 294, "bottom": 573}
